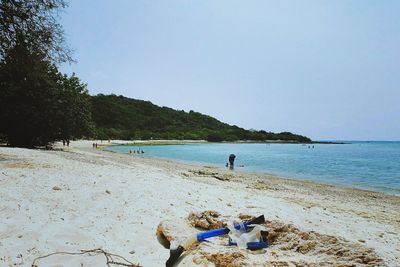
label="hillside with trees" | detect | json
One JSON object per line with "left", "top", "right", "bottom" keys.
{"left": 91, "top": 94, "right": 311, "bottom": 143}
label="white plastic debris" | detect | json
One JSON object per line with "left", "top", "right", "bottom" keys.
{"left": 227, "top": 219, "right": 267, "bottom": 248}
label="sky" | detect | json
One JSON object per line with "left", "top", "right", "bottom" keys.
{"left": 60, "top": 0, "right": 400, "bottom": 141}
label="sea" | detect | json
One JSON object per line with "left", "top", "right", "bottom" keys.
{"left": 107, "top": 141, "right": 400, "bottom": 196}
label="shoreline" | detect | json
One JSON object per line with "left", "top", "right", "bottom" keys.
{"left": 92, "top": 139, "right": 348, "bottom": 147}
{"left": 0, "top": 140, "right": 399, "bottom": 266}
{"left": 103, "top": 140, "right": 399, "bottom": 197}
{"left": 88, "top": 140, "right": 400, "bottom": 223}
{"left": 90, "top": 141, "right": 400, "bottom": 240}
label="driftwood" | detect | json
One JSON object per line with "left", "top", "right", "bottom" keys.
{"left": 31, "top": 248, "right": 141, "bottom": 267}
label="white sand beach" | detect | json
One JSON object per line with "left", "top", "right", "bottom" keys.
{"left": 1, "top": 140, "right": 399, "bottom": 266}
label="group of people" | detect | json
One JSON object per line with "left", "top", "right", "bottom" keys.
{"left": 62, "top": 140, "right": 70, "bottom": 146}
{"left": 129, "top": 149, "right": 144, "bottom": 154}
{"left": 92, "top": 143, "right": 98, "bottom": 149}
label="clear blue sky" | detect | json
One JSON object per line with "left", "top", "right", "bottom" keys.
{"left": 60, "top": 0, "right": 400, "bottom": 141}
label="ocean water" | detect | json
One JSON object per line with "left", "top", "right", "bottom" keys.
{"left": 107, "top": 142, "right": 400, "bottom": 195}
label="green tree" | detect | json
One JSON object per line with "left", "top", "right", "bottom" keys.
{"left": 0, "top": 43, "right": 60, "bottom": 146}
{"left": 55, "top": 74, "right": 94, "bottom": 141}
{"left": 0, "top": 0, "right": 94, "bottom": 147}
{"left": 206, "top": 132, "right": 223, "bottom": 142}
{"left": 0, "top": 43, "right": 93, "bottom": 147}
{"left": 0, "top": 0, "right": 72, "bottom": 63}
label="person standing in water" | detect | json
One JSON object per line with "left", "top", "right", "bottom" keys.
{"left": 229, "top": 154, "right": 236, "bottom": 170}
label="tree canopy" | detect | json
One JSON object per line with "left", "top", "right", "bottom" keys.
{"left": 0, "top": 0, "right": 72, "bottom": 63}
{"left": 0, "top": 0, "right": 93, "bottom": 147}
{"left": 0, "top": 43, "right": 92, "bottom": 147}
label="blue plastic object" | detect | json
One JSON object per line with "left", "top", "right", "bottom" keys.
{"left": 228, "top": 238, "right": 268, "bottom": 250}
{"left": 196, "top": 221, "right": 247, "bottom": 241}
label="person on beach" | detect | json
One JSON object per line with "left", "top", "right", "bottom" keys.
{"left": 229, "top": 154, "right": 236, "bottom": 170}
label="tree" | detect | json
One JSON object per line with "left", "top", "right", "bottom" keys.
{"left": 0, "top": 0, "right": 72, "bottom": 63}
{"left": 0, "top": 43, "right": 61, "bottom": 147}
{"left": 0, "top": 43, "right": 93, "bottom": 147}
{"left": 0, "top": 0, "right": 95, "bottom": 147}
{"left": 55, "top": 74, "right": 94, "bottom": 141}
{"left": 206, "top": 132, "right": 223, "bottom": 142}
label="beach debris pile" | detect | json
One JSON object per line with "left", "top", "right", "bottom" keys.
{"left": 188, "top": 210, "right": 225, "bottom": 230}
{"left": 264, "top": 220, "right": 384, "bottom": 266}
{"left": 183, "top": 169, "right": 235, "bottom": 181}
{"left": 253, "top": 179, "right": 284, "bottom": 191}
{"left": 157, "top": 211, "right": 384, "bottom": 266}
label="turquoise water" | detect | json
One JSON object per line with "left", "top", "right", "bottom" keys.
{"left": 107, "top": 142, "right": 400, "bottom": 195}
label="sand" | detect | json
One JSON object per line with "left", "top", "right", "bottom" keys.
{"left": 0, "top": 140, "right": 399, "bottom": 266}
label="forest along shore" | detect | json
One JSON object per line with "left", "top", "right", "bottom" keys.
{"left": 0, "top": 140, "right": 399, "bottom": 266}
